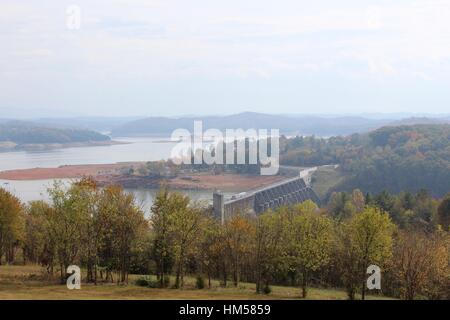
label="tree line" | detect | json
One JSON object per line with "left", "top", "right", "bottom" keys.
{"left": 280, "top": 124, "right": 450, "bottom": 197}
{"left": 0, "top": 121, "right": 110, "bottom": 145}
{"left": 0, "top": 178, "right": 449, "bottom": 299}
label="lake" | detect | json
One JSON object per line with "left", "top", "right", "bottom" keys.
{"left": 0, "top": 137, "right": 179, "bottom": 171}
{"left": 0, "top": 137, "right": 231, "bottom": 210}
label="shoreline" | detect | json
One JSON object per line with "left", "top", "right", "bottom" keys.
{"left": 0, "top": 163, "right": 138, "bottom": 180}
{"left": 0, "top": 140, "right": 128, "bottom": 153}
{"left": 0, "top": 163, "right": 286, "bottom": 191}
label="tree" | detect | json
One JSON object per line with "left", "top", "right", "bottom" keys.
{"left": 150, "top": 187, "right": 177, "bottom": 287}
{"left": 393, "top": 229, "right": 449, "bottom": 300}
{"left": 46, "top": 181, "right": 91, "bottom": 281}
{"left": 23, "top": 201, "right": 53, "bottom": 267}
{"left": 336, "top": 207, "right": 395, "bottom": 299}
{"left": 288, "top": 201, "right": 333, "bottom": 298}
{"left": 437, "top": 194, "right": 450, "bottom": 231}
{"left": 375, "top": 191, "right": 395, "bottom": 213}
{"left": 196, "top": 216, "right": 223, "bottom": 288}
{"left": 104, "top": 185, "right": 147, "bottom": 284}
{"left": 254, "top": 210, "right": 286, "bottom": 294}
{"left": 351, "top": 189, "right": 366, "bottom": 213}
{"left": 282, "top": 124, "right": 450, "bottom": 197}
{"left": 43, "top": 179, "right": 147, "bottom": 284}
{"left": 327, "top": 192, "right": 356, "bottom": 220}
{"left": 0, "top": 188, "right": 24, "bottom": 265}
{"left": 73, "top": 178, "right": 100, "bottom": 283}
{"left": 171, "top": 200, "right": 206, "bottom": 288}
{"left": 223, "top": 213, "right": 255, "bottom": 287}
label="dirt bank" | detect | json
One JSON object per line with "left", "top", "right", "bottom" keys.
{"left": 0, "top": 163, "right": 137, "bottom": 180}
{"left": 0, "top": 164, "right": 285, "bottom": 191}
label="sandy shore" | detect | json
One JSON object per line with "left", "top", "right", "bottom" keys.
{"left": 0, "top": 163, "right": 285, "bottom": 191}
{"left": 0, "top": 163, "right": 136, "bottom": 180}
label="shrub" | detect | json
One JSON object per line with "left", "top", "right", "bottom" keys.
{"left": 263, "top": 284, "right": 272, "bottom": 294}
{"left": 147, "top": 280, "right": 161, "bottom": 288}
{"left": 196, "top": 276, "right": 205, "bottom": 289}
{"left": 136, "top": 276, "right": 169, "bottom": 288}
{"left": 163, "top": 276, "right": 170, "bottom": 288}
{"left": 135, "top": 276, "right": 151, "bottom": 287}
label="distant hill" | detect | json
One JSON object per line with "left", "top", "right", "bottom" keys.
{"left": 111, "top": 112, "right": 398, "bottom": 137}
{"left": 0, "top": 121, "right": 110, "bottom": 146}
{"left": 387, "top": 117, "right": 450, "bottom": 126}
{"left": 111, "top": 112, "right": 450, "bottom": 137}
{"left": 33, "top": 116, "right": 142, "bottom": 133}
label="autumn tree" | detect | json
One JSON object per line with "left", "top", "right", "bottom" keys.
{"left": 151, "top": 188, "right": 209, "bottom": 288}
{"left": 254, "top": 209, "right": 286, "bottom": 294}
{"left": 46, "top": 181, "right": 92, "bottom": 281}
{"left": 336, "top": 206, "right": 395, "bottom": 299}
{"left": 23, "top": 201, "right": 54, "bottom": 267}
{"left": 437, "top": 194, "right": 450, "bottom": 231}
{"left": 171, "top": 200, "right": 206, "bottom": 288}
{"left": 73, "top": 178, "right": 100, "bottom": 283}
{"left": 327, "top": 192, "right": 356, "bottom": 220}
{"left": 351, "top": 189, "right": 366, "bottom": 213}
{"left": 288, "top": 201, "right": 333, "bottom": 298}
{"left": 393, "top": 229, "right": 449, "bottom": 299}
{"left": 42, "top": 179, "right": 147, "bottom": 284}
{"left": 0, "top": 188, "right": 24, "bottom": 265}
{"left": 196, "top": 216, "right": 223, "bottom": 288}
{"left": 150, "top": 187, "right": 177, "bottom": 287}
{"left": 104, "top": 185, "right": 147, "bottom": 284}
{"left": 223, "top": 213, "right": 256, "bottom": 287}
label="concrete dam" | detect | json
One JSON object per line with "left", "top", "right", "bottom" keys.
{"left": 213, "top": 175, "right": 320, "bottom": 222}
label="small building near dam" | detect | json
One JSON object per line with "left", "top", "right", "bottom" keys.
{"left": 213, "top": 175, "right": 320, "bottom": 223}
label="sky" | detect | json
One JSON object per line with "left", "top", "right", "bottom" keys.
{"left": 1, "top": 0, "right": 450, "bottom": 117}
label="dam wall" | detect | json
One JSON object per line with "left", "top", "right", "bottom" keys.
{"left": 213, "top": 175, "right": 320, "bottom": 221}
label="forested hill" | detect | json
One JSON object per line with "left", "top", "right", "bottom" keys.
{"left": 0, "top": 121, "right": 110, "bottom": 145}
{"left": 280, "top": 124, "right": 450, "bottom": 197}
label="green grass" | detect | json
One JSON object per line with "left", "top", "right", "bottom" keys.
{"left": 311, "top": 165, "right": 347, "bottom": 200}
{"left": 0, "top": 265, "right": 392, "bottom": 300}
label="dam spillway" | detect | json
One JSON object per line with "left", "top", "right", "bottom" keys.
{"left": 213, "top": 175, "right": 320, "bottom": 222}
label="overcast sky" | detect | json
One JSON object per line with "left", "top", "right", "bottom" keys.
{"left": 1, "top": 0, "right": 450, "bottom": 117}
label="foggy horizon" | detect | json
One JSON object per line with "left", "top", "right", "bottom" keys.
{"left": 2, "top": 0, "right": 450, "bottom": 118}
{"left": 2, "top": 110, "right": 450, "bottom": 121}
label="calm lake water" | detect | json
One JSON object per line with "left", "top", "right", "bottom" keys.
{"left": 0, "top": 137, "right": 229, "bottom": 210}
{"left": 0, "top": 137, "right": 179, "bottom": 171}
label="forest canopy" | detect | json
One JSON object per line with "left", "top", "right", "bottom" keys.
{"left": 280, "top": 124, "right": 450, "bottom": 197}
{"left": 0, "top": 121, "right": 110, "bottom": 145}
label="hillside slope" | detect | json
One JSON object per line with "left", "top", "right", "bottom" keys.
{"left": 281, "top": 124, "right": 450, "bottom": 197}
{"left": 0, "top": 121, "right": 111, "bottom": 151}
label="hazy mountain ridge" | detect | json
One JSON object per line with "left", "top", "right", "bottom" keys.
{"left": 33, "top": 116, "right": 142, "bottom": 132}
{"left": 110, "top": 112, "right": 450, "bottom": 137}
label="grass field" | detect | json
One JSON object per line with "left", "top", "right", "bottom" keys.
{"left": 311, "top": 165, "right": 347, "bottom": 200}
{"left": 0, "top": 265, "right": 392, "bottom": 300}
